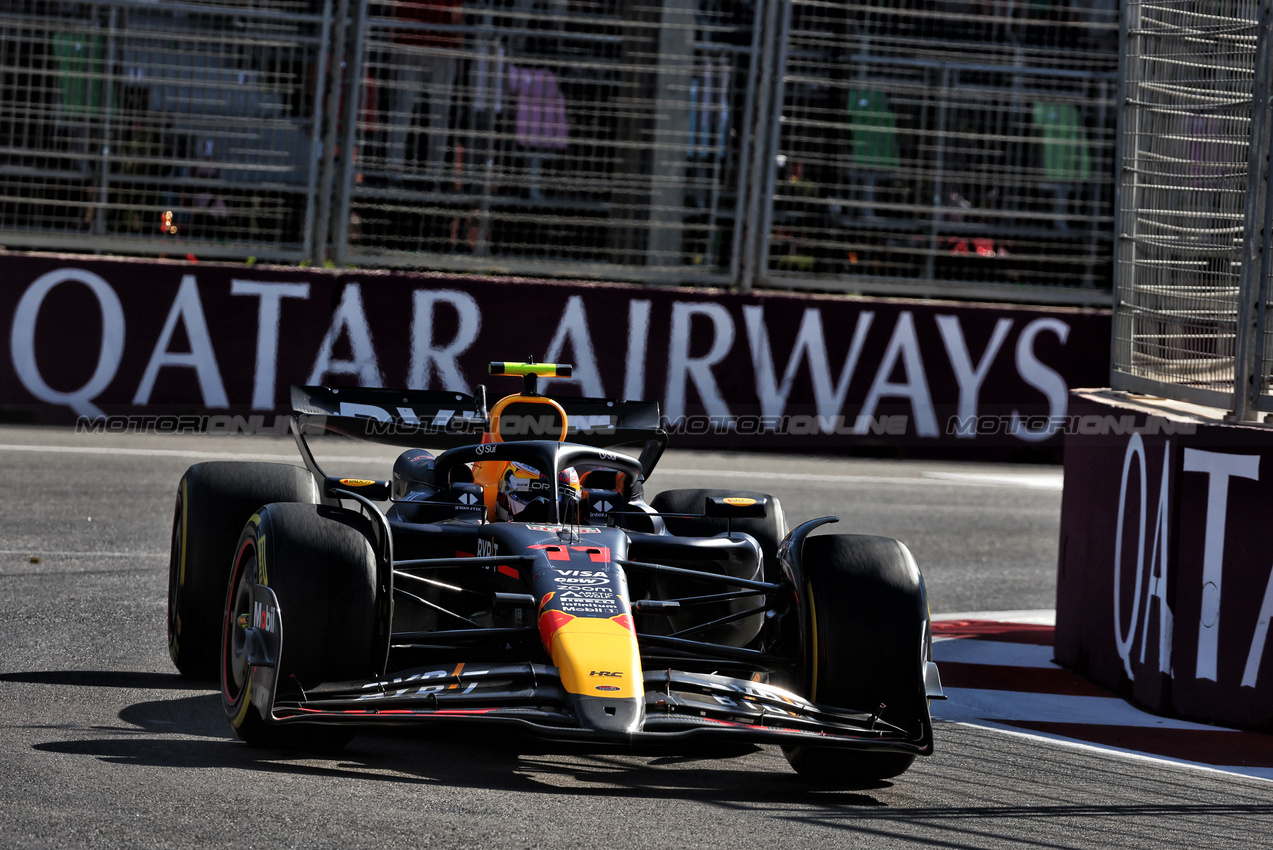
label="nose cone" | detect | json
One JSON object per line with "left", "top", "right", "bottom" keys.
{"left": 572, "top": 693, "right": 644, "bottom": 736}
{"left": 548, "top": 623, "right": 645, "bottom": 735}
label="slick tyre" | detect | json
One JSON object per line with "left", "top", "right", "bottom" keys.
{"left": 650, "top": 488, "right": 788, "bottom": 579}
{"left": 783, "top": 534, "right": 931, "bottom": 785}
{"left": 168, "top": 462, "right": 318, "bottom": 679}
{"left": 222, "top": 502, "right": 378, "bottom": 751}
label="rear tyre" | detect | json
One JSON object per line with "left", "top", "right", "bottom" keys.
{"left": 222, "top": 502, "right": 378, "bottom": 751}
{"left": 168, "top": 462, "right": 317, "bottom": 679}
{"left": 783, "top": 534, "right": 930, "bottom": 784}
{"left": 649, "top": 488, "right": 787, "bottom": 580}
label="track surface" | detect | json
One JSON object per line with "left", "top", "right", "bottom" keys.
{"left": 1, "top": 426, "right": 1269, "bottom": 848}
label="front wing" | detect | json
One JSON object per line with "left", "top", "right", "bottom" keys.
{"left": 265, "top": 662, "right": 934, "bottom": 754}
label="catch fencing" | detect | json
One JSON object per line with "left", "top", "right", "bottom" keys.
{"left": 0, "top": 1, "right": 1118, "bottom": 304}
{"left": 0, "top": 0, "right": 331, "bottom": 262}
{"left": 1110, "top": 0, "right": 1273, "bottom": 419}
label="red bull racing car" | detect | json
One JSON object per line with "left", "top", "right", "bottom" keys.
{"left": 166, "top": 361, "right": 943, "bottom": 782}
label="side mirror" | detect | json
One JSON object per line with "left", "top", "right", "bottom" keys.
{"left": 704, "top": 495, "right": 768, "bottom": 518}
{"left": 325, "top": 477, "right": 391, "bottom": 501}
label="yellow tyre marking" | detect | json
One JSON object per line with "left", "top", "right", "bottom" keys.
{"left": 806, "top": 580, "right": 818, "bottom": 702}
{"left": 231, "top": 680, "right": 252, "bottom": 727}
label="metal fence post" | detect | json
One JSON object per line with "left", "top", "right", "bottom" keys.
{"left": 91, "top": 6, "right": 120, "bottom": 240}
{"left": 739, "top": 0, "right": 789, "bottom": 293}
{"left": 312, "top": 0, "right": 351, "bottom": 266}
{"left": 728, "top": 3, "right": 765, "bottom": 288}
{"left": 303, "top": 0, "right": 337, "bottom": 263}
{"left": 1110, "top": 0, "right": 1139, "bottom": 381}
{"left": 737, "top": 0, "right": 775, "bottom": 293}
{"left": 330, "top": 0, "right": 369, "bottom": 268}
{"left": 1250, "top": 0, "right": 1273, "bottom": 419}
{"left": 1235, "top": 0, "right": 1273, "bottom": 421}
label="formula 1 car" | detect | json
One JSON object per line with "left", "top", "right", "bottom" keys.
{"left": 166, "top": 361, "right": 943, "bottom": 782}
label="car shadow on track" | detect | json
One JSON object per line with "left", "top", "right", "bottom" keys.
{"left": 17, "top": 671, "right": 896, "bottom": 805}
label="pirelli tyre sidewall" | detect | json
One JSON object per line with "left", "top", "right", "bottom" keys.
{"left": 168, "top": 462, "right": 317, "bottom": 680}
{"left": 221, "top": 502, "right": 378, "bottom": 749}
{"left": 784, "top": 533, "right": 931, "bottom": 784}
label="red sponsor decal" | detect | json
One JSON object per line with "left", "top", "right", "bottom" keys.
{"left": 611, "top": 613, "right": 634, "bottom": 632}
{"left": 529, "top": 544, "right": 570, "bottom": 561}
{"left": 931, "top": 620, "right": 1053, "bottom": 645}
{"left": 539, "top": 609, "right": 575, "bottom": 650}
{"left": 497, "top": 564, "right": 519, "bottom": 579}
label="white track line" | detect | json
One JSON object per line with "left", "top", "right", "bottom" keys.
{"left": 0, "top": 549, "right": 165, "bottom": 558}
{"left": 657, "top": 467, "right": 1060, "bottom": 489}
{"left": 933, "top": 609, "right": 1057, "bottom": 625}
{"left": 0, "top": 443, "right": 377, "bottom": 463}
{"left": 0, "top": 444, "right": 1065, "bottom": 490}
{"left": 922, "top": 471, "right": 1063, "bottom": 490}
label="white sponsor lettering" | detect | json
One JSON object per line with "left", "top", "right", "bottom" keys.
{"left": 935, "top": 315, "right": 1013, "bottom": 438}
{"left": 134, "top": 275, "right": 228, "bottom": 408}
{"left": 230, "top": 280, "right": 310, "bottom": 410}
{"left": 308, "top": 283, "right": 382, "bottom": 386}
{"left": 743, "top": 305, "right": 874, "bottom": 432}
{"left": 623, "top": 299, "right": 652, "bottom": 400}
{"left": 571, "top": 414, "right": 615, "bottom": 432}
{"left": 1181, "top": 448, "right": 1260, "bottom": 682}
{"left": 253, "top": 599, "right": 276, "bottom": 633}
{"left": 338, "top": 402, "right": 391, "bottom": 421}
{"left": 857, "top": 312, "right": 937, "bottom": 437}
{"left": 541, "top": 295, "right": 605, "bottom": 396}
{"left": 1242, "top": 564, "right": 1273, "bottom": 688}
{"left": 664, "top": 301, "right": 734, "bottom": 422}
{"left": 1113, "top": 435, "right": 1174, "bottom": 679}
{"left": 11, "top": 268, "right": 125, "bottom": 418}
{"left": 409, "top": 289, "right": 480, "bottom": 391}
{"left": 1009, "top": 318, "right": 1070, "bottom": 443}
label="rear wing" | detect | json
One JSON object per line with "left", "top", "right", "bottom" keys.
{"left": 290, "top": 385, "right": 668, "bottom": 476}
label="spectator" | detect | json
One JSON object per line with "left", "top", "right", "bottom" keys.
{"left": 109, "top": 84, "right": 171, "bottom": 235}
{"left": 386, "top": 1, "right": 465, "bottom": 182}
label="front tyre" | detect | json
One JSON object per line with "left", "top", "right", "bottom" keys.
{"left": 222, "top": 502, "right": 378, "bottom": 750}
{"left": 168, "top": 462, "right": 317, "bottom": 679}
{"left": 783, "top": 534, "right": 931, "bottom": 784}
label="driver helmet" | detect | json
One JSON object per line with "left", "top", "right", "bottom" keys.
{"left": 495, "top": 462, "right": 582, "bottom": 522}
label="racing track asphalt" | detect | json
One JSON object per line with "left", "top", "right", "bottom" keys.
{"left": 0, "top": 425, "right": 1269, "bottom": 849}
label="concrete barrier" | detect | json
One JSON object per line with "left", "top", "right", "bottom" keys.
{"left": 1, "top": 253, "right": 1110, "bottom": 456}
{"left": 1056, "top": 390, "right": 1273, "bottom": 730}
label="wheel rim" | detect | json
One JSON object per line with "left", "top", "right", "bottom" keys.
{"left": 224, "top": 540, "right": 257, "bottom": 702}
